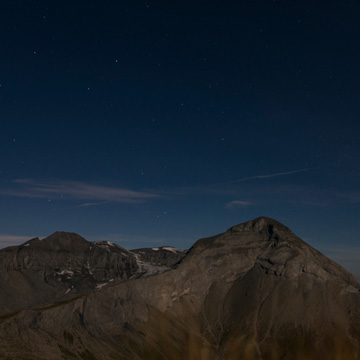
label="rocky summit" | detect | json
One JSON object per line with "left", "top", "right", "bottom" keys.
{"left": 0, "top": 217, "right": 359, "bottom": 360}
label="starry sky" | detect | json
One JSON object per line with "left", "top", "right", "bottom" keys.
{"left": 0, "top": 1, "right": 360, "bottom": 278}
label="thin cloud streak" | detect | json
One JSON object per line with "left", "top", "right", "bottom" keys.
{"left": 337, "top": 191, "right": 360, "bottom": 204}
{"left": 219, "top": 168, "right": 312, "bottom": 185}
{"left": 74, "top": 201, "right": 112, "bottom": 208}
{"left": 318, "top": 245, "right": 360, "bottom": 281}
{"left": 226, "top": 200, "right": 253, "bottom": 208}
{"left": 0, "top": 179, "right": 159, "bottom": 203}
{"left": 160, "top": 168, "right": 314, "bottom": 197}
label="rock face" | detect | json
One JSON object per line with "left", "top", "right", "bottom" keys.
{"left": 0, "top": 217, "right": 359, "bottom": 360}
{"left": 131, "top": 246, "right": 186, "bottom": 276}
{"left": 0, "top": 232, "right": 140, "bottom": 313}
{"left": 0, "top": 232, "right": 185, "bottom": 315}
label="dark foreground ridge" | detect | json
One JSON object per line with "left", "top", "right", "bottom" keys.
{"left": 0, "top": 217, "right": 359, "bottom": 360}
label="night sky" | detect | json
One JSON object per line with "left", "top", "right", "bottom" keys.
{"left": 1, "top": 1, "right": 360, "bottom": 278}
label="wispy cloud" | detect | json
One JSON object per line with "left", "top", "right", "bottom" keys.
{"left": 320, "top": 245, "right": 360, "bottom": 261}
{"left": 318, "top": 245, "right": 360, "bottom": 281}
{"left": 219, "top": 168, "right": 312, "bottom": 185}
{"left": 336, "top": 191, "right": 360, "bottom": 204}
{"left": 74, "top": 201, "right": 112, "bottom": 208}
{"left": 157, "top": 168, "right": 314, "bottom": 198}
{"left": 0, "top": 235, "right": 34, "bottom": 249}
{"left": 226, "top": 200, "right": 253, "bottom": 208}
{"left": 0, "top": 179, "right": 159, "bottom": 203}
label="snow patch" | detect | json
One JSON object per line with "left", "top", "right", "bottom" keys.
{"left": 94, "top": 240, "right": 127, "bottom": 252}
{"left": 65, "top": 288, "right": 71, "bottom": 295}
{"left": 96, "top": 282, "right": 108, "bottom": 290}
{"left": 152, "top": 248, "right": 159, "bottom": 251}
{"left": 24, "top": 244, "right": 30, "bottom": 247}
{"left": 56, "top": 270, "right": 74, "bottom": 276}
{"left": 133, "top": 253, "right": 170, "bottom": 277}
{"left": 162, "top": 246, "right": 181, "bottom": 253}
{"left": 60, "top": 270, "right": 74, "bottom": 275}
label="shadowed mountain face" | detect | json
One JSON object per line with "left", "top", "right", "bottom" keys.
{"left": 0, "top": 217, "right": 359, "bottom": 360}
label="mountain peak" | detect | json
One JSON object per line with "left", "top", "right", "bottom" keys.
{"left": 36, "top": 231, "right": 89, "bottom": 251}
{"left": 45, "top": 231, "right": 87, "bottom": 242}
{"left": 227, "top": 216, "right": 292, "bottom": 234}
{"left": 189, "top": 217, "right": 296, "bottom": 253}
{"left": 46, "top": 231, "right": 87, "bottom": 240}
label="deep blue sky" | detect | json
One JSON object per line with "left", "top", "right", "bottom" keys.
{"left": 0, "top": 1, "right": 359, "bottom": 278}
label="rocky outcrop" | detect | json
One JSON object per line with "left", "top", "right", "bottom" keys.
{"left": 0, "top": 217, "right": 359, "bottom": 359}
{"left": 0, "top": 232, "right": 139, "bottom": 313}
{"left": 130, "top": 246, "right": 186, "bottom": 277}
{"left": 0, "top": 232, "right": 185, "bottom": 315}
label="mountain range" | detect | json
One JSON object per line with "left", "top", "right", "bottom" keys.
{"left": 0, "top": 217, "right": 359, "bottom": 359}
